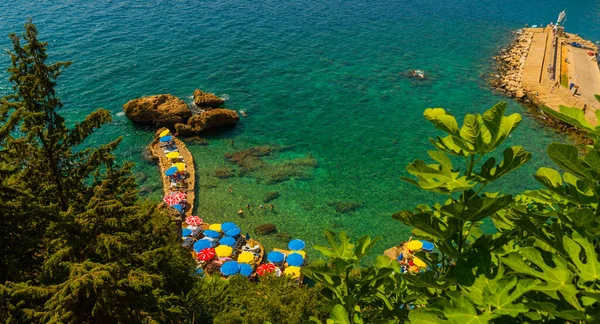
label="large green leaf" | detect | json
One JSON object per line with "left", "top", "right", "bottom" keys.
{"left": 423, "top": 108, "right": 460, "bottom": 137}
{"left": 329, "top": 304, "right": 351, "bottom": 324}
{"left": 501, "top": 247, "right": 581, "bottom": 310}
{"left": 481, "top": 102, "right": 522, "bottom": 150}
{"left": 402, "top": 156, "right": 474, "bottom": 194}
{"left": 541, "top": 105, "right": 599, "bottom": 133}
{"left": 462, "top": 274, "right": 537, "bottom": 317}
{"left": 441, "top": 291, "right": 499, "bottom": 323}
{"left": 459, "top": 114, "right": 482, "bottom": 152}
{"left": 563, "top": 232, "right": 600, "bottom": 283}
{"left": 546, "top": 143, "right": 590, "bottom": 179}
{"left": 477, "top": 146, "right": 531, "bottom": 183}
{"left": 440, "top": 194, "right": 512, "bottom": 223}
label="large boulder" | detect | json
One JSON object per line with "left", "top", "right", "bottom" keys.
{"left": 123, "top": 94, "right": 191, "bottom": 128}
{"left": 174, "top": 108, "right": 239, "bottom": 136}
{"left": 193, "top": 89, "right": 225, "bottom": 108}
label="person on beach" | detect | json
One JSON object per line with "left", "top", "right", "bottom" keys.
{"left": 246, "top": 203, "right": 251, "bottom": 210}
{"left": 583, "top": 104, "right": 587, "bottom": 114}
{"left": 238, "top": 208, "right": 244, "bottom": 215}
{"left": 270, "top": 204, "right": 274, "bottom": 210}
{"left": 570, "top": 82, "right": 575, "bottom": 90}
{"left": 573, "top": 85, "right": 579, "bottom": 96}
{"left": 551, "top": 81, "right": 558, "bottom": 93}
{"left": 228, "top": 185, "right": 232, "bottom": 193}
{"left": 259, "top": 204, "right": 265, "bottom": 210}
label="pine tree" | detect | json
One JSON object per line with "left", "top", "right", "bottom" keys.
{"left": 0, "top": 20, "right": 196, "bottom": 323}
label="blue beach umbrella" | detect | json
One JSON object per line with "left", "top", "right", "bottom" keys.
{"left": 239, "top": 263, "right": 253, "bottom": 277}
{"left": 225, "top": 227, "right": 241, "bottom": 237}
{"left": 182, "top": 228, "right": 192, "bottom": 237}
{"left": 420, "top": 240, "right": 435, "bottom": 252}
{"left": 220, "top": 261, "right": 240, "bottom": 276}
{"left": 397, "top": 253, "right": 404, "bottom": 261}
{"left": 288, "top": 239, "right": 305, "bottom": 250}
{"left": 193, "top": 239, "right": 212, "bottom": 252}
{"left": 287, "top": 253, "right": 304, "bottom": 267}
{"left": 219, "top": 236, "right": 236, "bottom": 246}
{"left": 195, "top": 268, "right": 204, "bottom": 277}
{"left": 159, "top": 135, "right": 173, "bottom": 142}
{"left": 204, "top": 229, "right": 220, "bottom": 238}
{"left": 267, "top": 251, "right": 285, "bottom": 263}
{"left": 165, "top": 166, "right": 178, "bottom": 176}
{"left": 221, "top": 222, "right": 237, "bottom": 232}
{"left": 173, "top": 204, "right": 183, "bottom": 212}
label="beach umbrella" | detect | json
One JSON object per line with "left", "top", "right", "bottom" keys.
{"left": 220, "top": 261, "right": 240, "bottom": 276}
{"left": 239, "top": 263, "right": 253, "bottom": 277}
{"left": 159, "top": 129, "right": 170, "bottom": 137}
{"left": 237, "top": 251, "right": 255, "bottom": 264}
{"left": 165, "top": 152, "right": 179, "bottom": 159}
{"left": 413, "top": 257, "right": 427, "bottom": 268}
{"left": 173, "top": 204, "right": 183, "bottom": 212}
{"left": 225, "top": 227, "right": 241, "bottom": 237}
{"left": 256, "top": 263, "right": 277, "bottom": 276}
{"left": 288, "top": 239, "right": 305, "bottom": 250}
{"left": 284, "top": 266, "right": 301, "bottom": 279}
{"left": 420, "top": 240, "right": 435, "bottom": 252}
{"left": 221, "top": 222, "right": 237, "bottom": 232}
{"left": 185, "top": 216, "right": 203, "bottom": 226}
{"left": 209, "top": 223, "right": 222, "bottom": 232}
{"left": 165, "top": 166, "right": 178, "bottom": 176}
{"left": 181, "top": 228, "right": 192, "bottom": 237}
{"left": 193, "top": 240, "right": 212, "bottom": 252}
{"left": 197, "top": 247, "right": 216, "bottom": 261}
{"left": 397, "top": 253, "right": 404, "bottom": 261}
{"left": 163, "top": 192, "right": 184, "bottom": 206}
{"left": 204, "top": 229, "right": 220, "bottom": 238}
{"left": 159, "top": 135, "right": 173, "bottom": 142}
{"left": 286, "top": 253, "right": 304, "bottom": 267}
{"left": 267, "top": 251, "right": 285, "bottom": 263}
{"left": 215, "top": 245, "right": 233, "bottom": 257}
{"left": 219, "top": 236, "right": 236, "bottom": 246}
{"left": 406, "top": 240, "right": 423, "bottom": 251}
{"left": 173, "top": 162, "right": 186, "bottom": 171}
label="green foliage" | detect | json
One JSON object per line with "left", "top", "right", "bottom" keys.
{"left": 186, "top": 275, "right": 327, "bottom": 324}
{"left": 0, "top": 20, "right": 197, "bottom": 323}
{"left": 303, "top": 230, "right": 408, "bottom": 324}
{"left": 595, "top": 94, "right": 600, "bottom": 103}
{"left": 541, "top": 105, "right": 600, "bottom": 143}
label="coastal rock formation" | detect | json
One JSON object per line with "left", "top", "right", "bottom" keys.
{"left": 263, "top": 192, "right": 280, "bottom": 203}
{"left": 123, "top": 94, "right": 191, "bottom": 127}
{"left": 490, "top": 29, "right": 534, "bottom": 99}
{"left": 193, "top": 89, "right": 225, "bottom": 108}
{"left": 174, "top": 109, "right": 239, "bottom": 136}
{"left": 254, "top": 224, "right": 277, "bottom": 235}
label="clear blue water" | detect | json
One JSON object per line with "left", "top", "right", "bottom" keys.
{"left": 2, "top": 0, "right": 599, "bottom": 260}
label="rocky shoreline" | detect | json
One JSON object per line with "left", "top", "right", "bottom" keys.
{"left": 123, "top": 88, "right": 239, "bottom": 136}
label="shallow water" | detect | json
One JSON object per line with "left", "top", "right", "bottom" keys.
{"left": 2, "top": 0, "right": 599, "bottom": 260}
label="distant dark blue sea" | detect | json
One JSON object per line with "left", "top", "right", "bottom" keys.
{"left": 2, "top": 0, "right": 599, "bottom": 259}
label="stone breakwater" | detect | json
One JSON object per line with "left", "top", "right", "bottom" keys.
{"left": 490, "top": 29, "right": 534, "bottom": 99}
{"left": 491, "top": 26, "right": 599, "bottom": 133}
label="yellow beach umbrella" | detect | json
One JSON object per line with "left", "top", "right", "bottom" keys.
{"left": 159, "top": 129, "right": 170, "bottom": 137}
{"left": 209, "top": 223, "right": 222, "bottom": 232}
{"left": 166, "top": 152, "right": 180, "bottom": 159}
{"left": 215, "top": 245, "right": 232, "bottom": 257}
{"left": 173, "top": 163, "right": 186, "bottom": 171}
{"left": 406, "top": 240, "right": 423, "bottom": 251}
{"left": 413, "top": 257, "right": 427, "bottom": 268}
{"left": 291, "top": 250, "right": 306, "bottom": 258}
{"left": 237, "top": 251, "right": 255, "bottom": 264}
{"left": 284, "top": 266, "right": 301, "bottom": 279}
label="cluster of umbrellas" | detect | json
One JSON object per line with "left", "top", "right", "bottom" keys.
{"left": 397, "top": 239, "right": 435, "bottom": 273}
{"left": 264, "top": 239, "right": 306, "bottom": 279}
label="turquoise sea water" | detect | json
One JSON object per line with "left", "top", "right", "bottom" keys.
{"left": 2, "top": 0, "right": 600, "bottom": 260}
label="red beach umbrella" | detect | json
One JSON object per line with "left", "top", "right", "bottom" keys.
{"left": 163, "top": 192, "right": 185, "bottom": 206}
{"left": 185, "top": 216, "right": 203, "bottom": 226}
{"left": 256, "top": 263, "right": 277, "bottom": 276}
{"left": 197, "top": 247, "right": 215, "bottom": 261}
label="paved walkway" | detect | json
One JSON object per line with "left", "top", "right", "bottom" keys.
{"left": 569, "top": 46, "right": 600, "bottom": 106}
